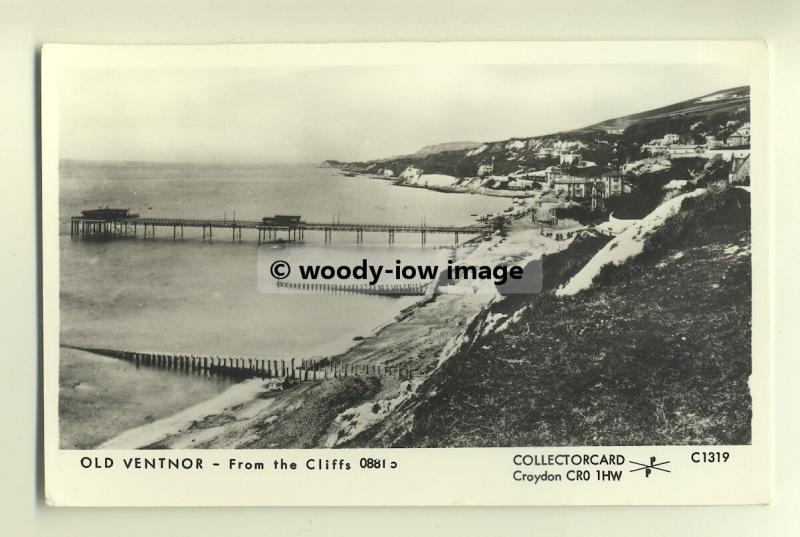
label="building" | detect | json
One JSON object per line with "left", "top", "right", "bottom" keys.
{"left": 559, "top": 153, "right": 581, "bottom": 166}
{"left": 382, "top": 169, "right": 395, "bottom": 177}
{"left": 642, "top": 143, "right": 670, "bottom": 156}
{"left": 263, "top": 215, "right": 303, "bottom": 225}
{"left": 533, "top": 197, "right": 571, "bottom": 224}
{"left": 729, "top": 154, "right": 750, "bottom": 185}
{"left": 599, "top": 170, "right": 624, "bottom": 197}
{"left": 587, "top": 171, "right": 625, "bottom": 210}
{"left": 663, "top": 133, "right": 681, "bottom": 145}
{"left": 477, "top": 164, "right": 494, "bottom": 177}
{"left": 506, "top": 178, "right": 536, "bottom": 191}
{"left": 726, "top": 122, "right": 751, "bottom": 147}
{"left": 705, "top": 148, "right": 750, "bottom": 161}
{"left": 666, "top": 144, "right": 706, "bottom": 158}
{"left": 737, "top": 122, "right": 751, "bottom": 137}
{"left": 645, "top": 133, "right": 680, "bottom": 147}
{"left": 705, "top": 135, "right": 724, "bottom": 149}
{"left": 551, "top": 176, "right": 591, "bottom": 198}
{"left": 642, "top": 133, "right": 687, "bottom": 155}
{"left": 545, "top": 166, "right": 627, "bottom": 204}
{"left": 590, "top": 182, "right": 606, "bottom": 210}
{"left": 727, "top": 133, "right": 747, "bottom": 147}
{"left": 525, "top": 169, "right": 549, "bottom": 181}
{"left": 544, "top": 165, "right": 565, "bottom": 184}
{"left": 80, "top": 207, "right": 139, "bottom": 220}
{"left": 400, "top": 166, "right": 422, "bottom": 180}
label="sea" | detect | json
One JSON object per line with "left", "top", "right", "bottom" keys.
{"left": 58, "top": 161, "right": 514, "bottom": 448}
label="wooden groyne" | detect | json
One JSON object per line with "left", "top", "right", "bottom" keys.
{"left": 275, "top": 280, "right": 429, "bottom": 296}
{"left": 62, "top": 345, "right": 416, "bottom": 381}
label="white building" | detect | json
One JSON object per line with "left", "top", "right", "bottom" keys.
{"left": 642, "top": 143, "right": 669, "bottom": 155}
{"left": 737, "top": 122, "right": 751, "bottom": 136}
{"left": 705, "top": 135, "right": 724, "bottom": 149}
{"left": 666, "top": 145, "right": 706, "bottom": 158}
{"left": 477, "top": 164, "right": 494, "bottom": 177}
{"left": 559, "top": 153, "right": 581, "bottom": 166}
{"left": 551, "top": 176, "right": 591, "bottom": 198}
{"left": 663, "top": 133, "right": 681, "bottom": 145}
{"left": 400, "top": 166, "right": 422, "bottom": 180}
{"left": 644, "top": 133, "right": 681, "bottom": 152}
{"left": 705, "top": 148, "right": 750, "bottom": 161}
{"left": 726, "top": 122, "right": 751, "bottom": 147}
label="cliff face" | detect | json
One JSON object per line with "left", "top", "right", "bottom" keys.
{"left": 306, "top": 87, "right": 753, "bottom": 448}
{"left": 329, "top": 86, "right": 750, "bottom": 179}
{"left": 347, "top": 184, "right": 752, "bottom": 447}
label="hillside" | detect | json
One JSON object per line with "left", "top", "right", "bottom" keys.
{"left": 585, "top": 86, "right": 750, "bottom": 133}
{"left": 345, "top": 183, "right": 752, "bottom": 447}
{"left": 414, "top": 141, "right": 482, "bottom": 157}
{"left": 328, "top": 86, "right": 750, "bottom": 179}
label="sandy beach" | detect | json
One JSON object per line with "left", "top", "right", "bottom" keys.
{"left": 99, "top": 212, "right": 568, "bottom": 449}
{"left": 357, "top": 172, "right": 540, "bottom": 198}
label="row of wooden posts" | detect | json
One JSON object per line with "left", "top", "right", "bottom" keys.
{"left": 70, "top": 219, "right": 136, "bottom": 237}
{"left": 71, "top": 218, "right": 476, "bottom": 245}
{"left": 275, "top": 280, "right": 429, "bottom": 296}
{"left": 75, "top": 347, "right": 415, "bottom": 381}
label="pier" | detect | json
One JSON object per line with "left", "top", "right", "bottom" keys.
{"left": 70, "top": 211, "right": 491, "bottom": 245}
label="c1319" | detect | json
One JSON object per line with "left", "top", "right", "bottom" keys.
{"left": 691, "top": 451, "right": 730, "bottom": 463}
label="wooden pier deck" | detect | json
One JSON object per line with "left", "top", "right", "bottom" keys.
{"left": 70, "top": 215, "right": 491, "bottom": 244}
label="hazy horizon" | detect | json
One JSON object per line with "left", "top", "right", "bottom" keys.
{"left": 59, "top": 64, "right": 748, "bottom": 164}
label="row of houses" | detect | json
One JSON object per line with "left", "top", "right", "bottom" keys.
{"left": 643, "top": 123, "right": 751, "bottom": 157}
{"left": 642, "top": 132, "right": 702, "bottom": 157}
{"left": 645, "top": 133, "right": 682, "bottom": 147}
{"left": 396, "top": 145, "right": 748, "bottom": 197}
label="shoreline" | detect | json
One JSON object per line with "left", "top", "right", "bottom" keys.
{"left": 393, "top": 180, "right": 536, "bottom": 198}
{"left": 94, "top": 249, "right": 470, "bottom": 448}
{"left": 64, "top": 176, "right": 508, "bottom": 448}
{"left": 97, "top": 213, "right": 568, "bottom": 449}
{"left": 70, "top": 288, "right": 427, "bottom": 449}
{"left": 352, "top": 171, "right": 538, "bottom": 199}
{"left": 84, "top": 168, "right": 544, "bottom": 449}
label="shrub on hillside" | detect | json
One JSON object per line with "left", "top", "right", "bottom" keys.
{"left": 554, "top": 204, "right": 607, "bottom": 225}
{"left": 646, "top": 182, "right": 749, "bottom": 252}
{"left": 606, "top": 174, "right": 669, "bottom": 219}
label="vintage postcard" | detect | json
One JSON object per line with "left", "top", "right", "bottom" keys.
{"left": 42, "top": 42, "right": 771, "bottom": 506}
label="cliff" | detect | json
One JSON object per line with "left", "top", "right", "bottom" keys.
{"left": 327, "top": 86, "right": 750, "bottom": 180}
{"left": 347, "top": 183, "right": 752, "bottom": 447}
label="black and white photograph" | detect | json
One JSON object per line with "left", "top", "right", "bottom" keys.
{"left": 4, "top": 0, "right": 800, "bottom": 530}
{"left": 53, "top": 52, "right": 754, "bottom": 452}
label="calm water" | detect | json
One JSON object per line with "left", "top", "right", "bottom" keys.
{"left": 58, "top": 161, "right": 513, "bottom": 447}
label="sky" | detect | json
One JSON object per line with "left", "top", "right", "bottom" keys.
{"left": 59, "top": 63, "right": 748, "bottom": 163}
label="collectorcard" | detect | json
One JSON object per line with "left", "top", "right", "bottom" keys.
{"left": 42, "top": 41, "right": 771, "bottom": 506}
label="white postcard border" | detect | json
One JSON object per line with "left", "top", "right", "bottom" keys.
{"left": 42, "top": 41, "right": 771, "bottom": 507}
